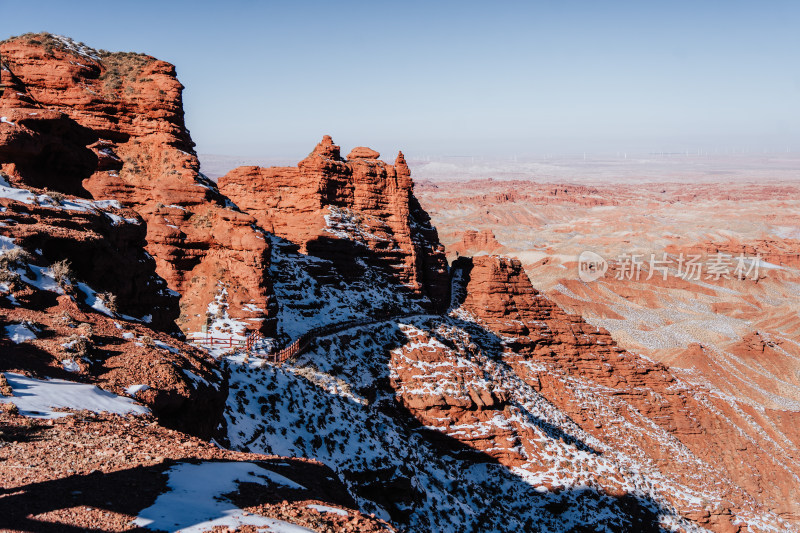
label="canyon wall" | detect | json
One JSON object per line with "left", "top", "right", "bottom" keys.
{"left": 218, "top": 136, "right": 450, "bottom": 311}
{"left": 0, "top": 33, "right": 275, "bottom": 336}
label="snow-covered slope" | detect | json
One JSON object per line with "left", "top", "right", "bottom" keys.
{"left": 219, "top": 241, "right": 792, "bottom": 532}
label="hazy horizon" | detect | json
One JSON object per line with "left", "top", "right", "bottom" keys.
{"left": 3, "top": 1, "right": 799, "bottom": 160}
{"left": 198, "top": 150, "right": 800, "bottom": 184}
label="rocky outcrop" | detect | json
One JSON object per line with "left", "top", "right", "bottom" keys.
{"left": 442, "top": 255, "right": 800, "bottom": 528}
{"left": 0, "top": 411, "right": 395, "bottom": 532}
{"left": 0, "top": 33, "right": 275, "bottom": 336}
{"left": 0, "top": 177, "right": 225, "bottom": 436}
{"left": 0, "top": 179, "right": 178, "bottom": 331}
{"left": 218, "top": 135, "right": 450, "bottom": 311}
{"left": 347, "top": 146, "right": 381, "bottom": 160}
{"left": 448, "top": 229, "right": 503, "bottom": 259}
{"left": 0, "top": 109, "right": 98, "bottom": 196}
{"left": 666, "top": 238, "right": 800, "bottom": 271}
{"left": 451, "top": 256, "right": 545, "bottom": 336}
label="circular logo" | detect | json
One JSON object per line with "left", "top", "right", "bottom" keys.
{"left": 578, "top": 251, "right": 608, "bottom": 282}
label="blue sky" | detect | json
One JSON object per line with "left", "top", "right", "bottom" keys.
{"left": 2, "top": 1, "right": 799, "bottom": 159}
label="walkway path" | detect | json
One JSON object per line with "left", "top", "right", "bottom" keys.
{"left": 258, "top": 313, "right": 435, "bottom": 364}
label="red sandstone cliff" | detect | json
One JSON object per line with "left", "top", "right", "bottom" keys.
{"left": 0, "top": 33, "right": 275, "bottom": 336}
{"left": 448, "top": 229, "right": 503, "bottom": 259}
{"left": 3, "top": 32, "right": 798, "bottom": 532}
{"left": 0, "top": 173, "right": 178, "bottom": 331}
{"left": 665, "top": 238, "right": 800, "bottom": 271}
{"left": 218, "top": 136, "right": 450, "bottom": 311}
{"left": 416, "top": 255, "right": 800, "bottom": 529}
{"left": 0, "top": 175, "right": 226, "bottom": 437}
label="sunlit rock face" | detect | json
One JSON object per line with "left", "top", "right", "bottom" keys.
{"left": 0, "top": 33, "right": 276, "bottom": 336}
{"left": 218, "top": 135, "right": 450, "bottom": 312}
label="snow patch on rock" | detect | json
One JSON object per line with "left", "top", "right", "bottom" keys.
{"left": 0, "top": 372, "right": 150, "bottom": 419}
{"left": 133, "top": 461, "right": 309, "bottom": 532}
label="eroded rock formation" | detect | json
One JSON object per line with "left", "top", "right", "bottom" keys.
{"left": 218, "top": 135, "right": 450, "bottom": 311}
{"left": 0, "top": 181, "right": 178, "bottom": 331}
{"left": 0, "top": 33, "right": 275, "bottom": 336}
{"left": 0, "top": 179, "right": 225, "bottom": 437}
{"left": 431, "top": 255, "right": 799, "bottom": 528}
{"left": 449, "top": 229, "right": 503, "bottom": 259}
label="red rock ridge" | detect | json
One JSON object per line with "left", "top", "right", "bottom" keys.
{"left": 449, "top": 229, "right": 503, "bottom": 259}
{"left": 0, "top": 178, "right": 178, "bottom": 331}
{"left": 441, "top": 255, "right": 800, "bottom": 528}
{"left": 0, "top": 186, "right": 228, "bottom": 437}
{"left": 218, "top": 135, "right": 450, "bottom": 311}
{"left": 0, "top": 410, "right": 396, "bottom": 532}
{"left": 665, "top": 238, "right": 800, "bottom": 270}
{"left": 0, "top": 33, "right": 275, "bottom": 336}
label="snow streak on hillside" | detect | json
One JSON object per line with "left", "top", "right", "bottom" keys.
{"left": 216, "top": 241, "right": 737, "bottom": 532}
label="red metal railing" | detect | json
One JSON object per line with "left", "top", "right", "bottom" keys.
{"left": 267, "top": 312, "right": 394, "bottom": 364}
{"left": 194, "top": 335, "right": 245, "bottom": 350}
